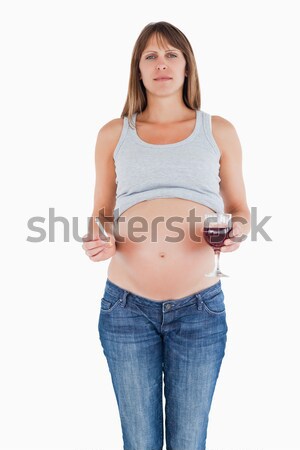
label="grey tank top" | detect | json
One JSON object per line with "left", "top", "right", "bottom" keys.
{"left": 113, "top": 109, "right": 224, "bottom": 223}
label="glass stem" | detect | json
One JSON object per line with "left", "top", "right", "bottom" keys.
{"left": 214, "top": 249, "right": 221, "bottom": 273}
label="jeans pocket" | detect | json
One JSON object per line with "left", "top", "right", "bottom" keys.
{"left": 100, "top": 294, "right": 121, "bottom": 314}
{"left": 201, "top": 290, "right": 226, "bottom": 316}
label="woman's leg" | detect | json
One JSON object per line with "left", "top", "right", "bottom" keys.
{"left": 98, "top": 284, "right": 164, "bottom": 450}
{"left": 163, "top": 285, "right": 228, "bottom": 450}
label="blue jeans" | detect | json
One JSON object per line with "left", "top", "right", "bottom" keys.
{"left": 98, "top": 278, "right": 228, "bottom": 450}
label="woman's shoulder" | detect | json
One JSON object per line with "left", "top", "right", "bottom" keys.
{"left": 97, "top": 117, "right": 125, "bottom": 145}
{"left": 211, "top": 114, "right": 236, "bottom": 133}
{"left": 210, "top": 115, "right": 239, "bottom": 156}
{"left": 99, "top": 117, "right": 125, "bottom": 134}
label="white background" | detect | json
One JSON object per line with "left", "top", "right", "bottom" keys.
{"left": 1, "top": 1, "right": 299, "bottom": 449}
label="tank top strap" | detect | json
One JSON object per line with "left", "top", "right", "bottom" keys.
{"left": 199, "top": 110, "right": 211, "bottom": 133}
{"left": 113, "top": 115, "right": 130, "bottom": 160}
{"left": 200, "top": 110, "right": 221, "bottom": 157}
{"left": 191, "top": 109, "right": 202, "bottom": 135}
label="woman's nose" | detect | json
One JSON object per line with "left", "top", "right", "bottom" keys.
{"left": 156, "top": 63, "right": 167, "bottom": 70}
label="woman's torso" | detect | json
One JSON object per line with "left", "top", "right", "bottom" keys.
{"left": 108, "top": 198, "right": 219, "bottom": 300}
{"left": 106, "top": 110, "right": 222, "bottom": 301}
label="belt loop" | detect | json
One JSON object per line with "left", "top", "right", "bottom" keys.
{"left": 195, "top": 293, "right": 203, "bottom": 311}
{"left": 120, "top": 290, "right": 129, "bottom": 308}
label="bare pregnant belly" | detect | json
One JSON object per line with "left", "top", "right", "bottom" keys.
{"left": 107, "top": 198, "right": 220, "bottom": 301}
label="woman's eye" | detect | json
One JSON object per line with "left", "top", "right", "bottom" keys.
{"left": 146, "top": 53, "right": 177, "bottom": 60}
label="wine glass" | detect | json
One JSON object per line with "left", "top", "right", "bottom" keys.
{"left": 203, "top": 213, "right": 232, "bottom": 278}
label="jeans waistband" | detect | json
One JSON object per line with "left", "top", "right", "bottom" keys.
{"left": 104, "top": 278, "right": 222, "bottom": 310}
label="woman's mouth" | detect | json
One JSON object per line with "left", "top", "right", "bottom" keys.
{"left": 154, "top": 77, "right": 172, "bottom": 81}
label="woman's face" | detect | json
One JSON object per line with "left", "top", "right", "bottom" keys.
{"left": 139, "top": 34, "right": 187, "bottom": 96}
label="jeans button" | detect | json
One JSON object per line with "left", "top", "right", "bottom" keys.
{"left": 164, "top": 303, "right": 172, "bottom": 311}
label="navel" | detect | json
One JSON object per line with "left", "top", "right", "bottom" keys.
{"left": 159, "top": 252, "right": 166, "bottom": 258}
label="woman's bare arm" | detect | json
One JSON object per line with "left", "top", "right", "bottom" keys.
{"left": 85, "top": 118, "right": 123, "bottom": 242}
{"left": 212, "top": 115, "right": 251, "bottom": 251}
{"left": 82, "top": 119, "right": 124, "bottom": 263}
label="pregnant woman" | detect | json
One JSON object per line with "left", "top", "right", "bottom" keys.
{"left": 82, "top": 21, "right": 250, "bottom": 450}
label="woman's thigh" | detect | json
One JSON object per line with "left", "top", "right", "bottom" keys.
{"left": 98, "top": 287, "right": 164, "bottom": 450}
{"left": 163, "top": 288, "right": 228, "bottom": 450}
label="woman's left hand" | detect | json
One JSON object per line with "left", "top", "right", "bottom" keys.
{"left": 220, "top": 222, "right": 244, "bottom": 253}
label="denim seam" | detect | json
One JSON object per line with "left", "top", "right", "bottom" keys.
{"left": 201, "top": 301, "right": 226, "bottom": 316}
{"left": 100, "top": 298, "right": 122, "bottom": 313}
{"left": 130, "top": 303, "right": 160, "bottom": 330}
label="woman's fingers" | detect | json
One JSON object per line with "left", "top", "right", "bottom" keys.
{"left": 81, "top": 230, "right": 116, "bottom": 262}
{"left": 221, "top": 222, "right": 244, "bottom": 250}
{"left": 82, "top": 239, "right": 110, "bottom": 251}
{"left": 227, "top": 222, "right": 243, "bottom": 242}
{"left": 88, "top": 242, "right": 116, "bottom": 262}
{"left": 86, "top": 246, "right": 106, "bottom": 257}
{"left": 221, "top": 242, "right": 240, "bottom": 252}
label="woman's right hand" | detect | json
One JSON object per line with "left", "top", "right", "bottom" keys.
{"left": 81, "top": 232, "right": 117, "bottom": 262}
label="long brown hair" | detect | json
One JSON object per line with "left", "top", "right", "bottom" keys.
{"left": 120, "top": 21, "right": 201, "bottom": 127}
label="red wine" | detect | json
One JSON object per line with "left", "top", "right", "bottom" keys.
{"left": 203, "top": 226, "right": 232, "bottom": 249}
